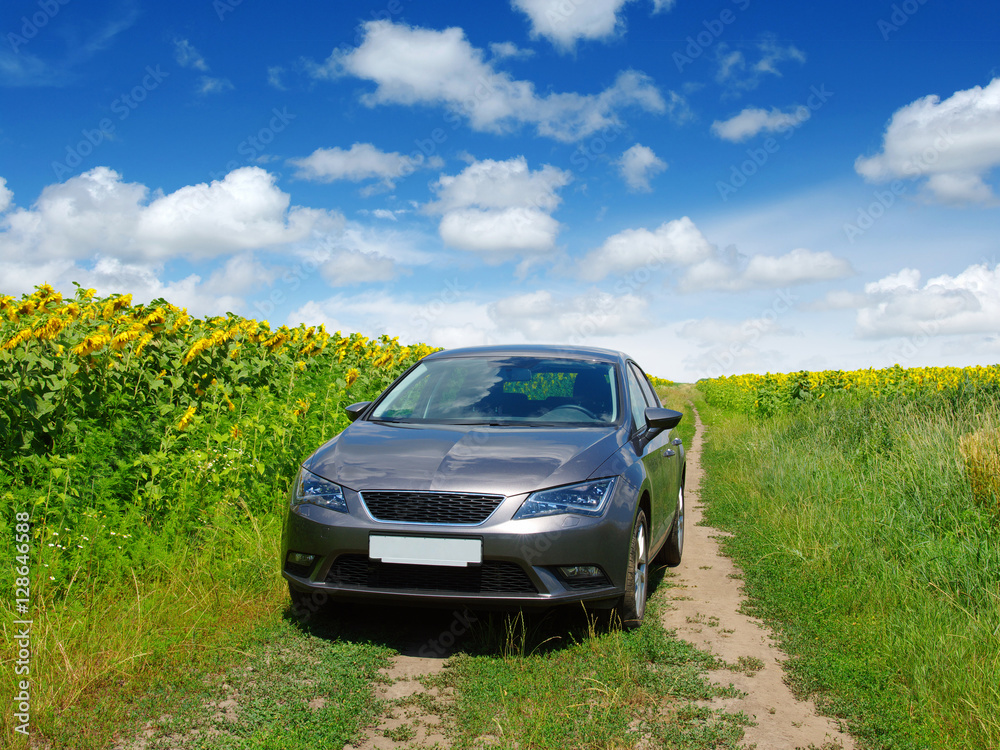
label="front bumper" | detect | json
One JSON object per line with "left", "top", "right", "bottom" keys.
{"left": 281, "top": 482, "right": 638, "bottom": 609}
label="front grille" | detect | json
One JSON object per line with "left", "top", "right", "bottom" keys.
{"left": 360, "top": 491, "right": 504, "bottom": 525}
{"left": 327, "top": 554, "right": 537, "bottom": 594}
{"left": 562, "top": 575, "right": 611, "bottom": 590}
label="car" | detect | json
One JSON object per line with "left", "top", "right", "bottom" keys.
{"left": 282, "top": 344, "right": 685, "bottom": 627}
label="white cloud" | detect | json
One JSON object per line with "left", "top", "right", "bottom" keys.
{"left": 173, "top": 39, "right": 209, "bottom": 71}
{"left": 855, "top": 78, "right": 1000, "bottom": 205}
{"left": 173, "top": 39, "right": 233, "bottom": 95}
{"left": 318, "top": 249, "right": 397, "bottom": 286}
{"left": 856, "top": 263, "right": 1000, "bottom": 338}
{"left": 0, "top": 166, "right": 330, "bottom": 262}
{"left": 511, "top": 0, "right": 634, "bottom": 52}
{"left": 198, "top": 76, "right": 234, "bottom": 95}
{"left": 577, "top": 217, "right": 714, "bottom": 282}
{"left": 676, "top": 315, "right": 791, "bottom": 347}
{"left": 290, "top": 293, "right": 495, "bottom": 349}
{"left": 715, "top": 38, "right": 806, "bottom": 94}
{"left": 267, "top": 66, "right": 286, "bottom": 90}
{"left": 311, "top": 21, "right": 667, "bottom": 142}
{"left": 427, "top": 157, "right": 571, "bottom": 260}
{"left": 289, "top": 143, "right": 431, "bottom": 191}
{"left": 489, "top": 41, "right": 534, "bottom": 61}
{"left": 0, "top": 178, "right": 12, "bottom": 214}
{"left": 616, "top": 144, "right": 667, "bottom": 192}
{"left": 428, "top": 157, "right": 570, "bottom": 213}
{"left": 681, "top": 247, "right": 854, "bottom": 292}
{"left": 489, "top": 289, "right": 648, "bottom": 340}
{"left": 711, "top": 105, "right": 810, "bottom": 142}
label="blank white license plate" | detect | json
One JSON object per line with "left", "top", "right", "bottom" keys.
{"left": 369, "top": 535, "right": 482, "bottom": 567}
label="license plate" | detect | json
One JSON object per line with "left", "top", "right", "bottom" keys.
{"left": 369, "top": 535, "right": 482, "bottom": 567}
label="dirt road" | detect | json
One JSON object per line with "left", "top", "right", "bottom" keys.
{"left": 658, "top": 408, "right": 854, "bottom": 750}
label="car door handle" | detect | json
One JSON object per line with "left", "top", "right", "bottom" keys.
{"left": 662, "top": 449, "right": 676, "bottom": 457}
{"left": 672, "top": 438, "right": 683, "bottom": 446}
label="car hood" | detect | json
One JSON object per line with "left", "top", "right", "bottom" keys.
{"left": 305, "top": 420, "right": 625, "bottom": 496}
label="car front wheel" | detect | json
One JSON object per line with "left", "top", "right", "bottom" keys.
{"left": 617, "top": 509, "right": 649, "bottom": 628}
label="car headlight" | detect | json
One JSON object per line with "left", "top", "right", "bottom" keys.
{"left": 514, "top": 478, "right": 616, "bottom": 520}
{"left": 293, "top": 467, "right": 348, "bottom": 513}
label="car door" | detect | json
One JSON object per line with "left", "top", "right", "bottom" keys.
{"left": 626, "top": 362, "right": 677, "bottom": 553}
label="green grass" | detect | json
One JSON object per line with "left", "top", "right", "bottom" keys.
{"left": 695, "top": 389, "right": 1000, "bottom": 749}
{"left": 426, "top": 595, "right": 750, "bottom": 750}
{"left": 115, "top": 617, "right": 392, "bottom": 750}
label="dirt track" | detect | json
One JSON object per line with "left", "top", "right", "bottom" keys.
{"left": 658, "top": 408, "right": 854, "bottom": 750}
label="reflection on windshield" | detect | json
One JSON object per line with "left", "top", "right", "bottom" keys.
{"left": 370, "top": 357, "right": 620, "bottom": 426}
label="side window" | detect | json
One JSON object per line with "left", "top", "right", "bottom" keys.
{"left": 629, "top": 362, "right": 661, "bottom": 408}
{"left": 625, "top": 367, "right": 648, "bottom": 433}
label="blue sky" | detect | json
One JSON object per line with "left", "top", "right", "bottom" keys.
{"left": 1, "top": 0, "right": 998, "bottom": 380}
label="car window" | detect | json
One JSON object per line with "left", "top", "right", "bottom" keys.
{"left": 625, "top": 366, "right": 648, "bottom": 434}
{"left": 369, "top": 356, "right": 621, "bottom": 426}
{"left": 628, "top": 362, "right": 661, "bottom": 408}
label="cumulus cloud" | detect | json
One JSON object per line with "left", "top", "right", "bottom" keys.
{"left": 854, "top": 78, "right": 1000, "bottom": 205}
{"left": 426, "top": 157, "right": 571, "bottom": 261}
{"left": 310, "top": 20, "right": 667, "bottom": 142}
{"left": 681, "top": 247, "right": 854, "bottom": 292}
{"left": 0, "top": 178, "right": 12, "bottom": 214}
{"left": 289, "top": 142, "right": 440, "bottom": 192}
{"left": 576, "top": 217, "right": 713, "bottom": 281}
{"left": 676, "top": 315, "right": 792, "bottom": 347}
{"left": 711, "top": 105, "right": 810, "bottom": 142}
{"left": 489, "top": 289, "right": 647, "bottom": 340}
{"left": 855, "top": 264, "right": 1000, "bottom": 338}
{"left": 616, "top": 144, "right": 667, "bottom": 191}
{"left": 715, "top": 37, "right": 806, "bottom": 94}
{"left": 511, "top": 0, "right": 634, "bottom": 52}
{"left": 0, "top": 166, "right": 332, "bottom": 262}
{"left": 290, "top": 293, "right": 495, "bottom": 350}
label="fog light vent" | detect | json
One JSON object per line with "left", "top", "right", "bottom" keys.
{"left": 288, "top": 552, "right": 316, "bottom": 566}
{"left": 558, "top": 565, "right": 603, "bottom": 578}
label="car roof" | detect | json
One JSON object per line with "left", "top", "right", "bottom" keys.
{"left": 422, "top": 344, "right": 632, "bottom": 365}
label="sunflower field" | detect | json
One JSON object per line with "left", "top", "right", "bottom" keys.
{"left": 0, "top": 283, "right": 436, "bottom": 745}
{"left": 699, "top": 363, "right": 1000, "bottom": 417}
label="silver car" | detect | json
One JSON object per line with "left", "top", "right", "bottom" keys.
{"left": 282, "top": 345, "right": 685, "bottom": 626}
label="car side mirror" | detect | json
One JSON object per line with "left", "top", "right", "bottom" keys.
{"left": 345, "top": 401, "right": 371, "bottom": 422}
{"left": 644, "top": 407, "right": 682, "bottom": 432}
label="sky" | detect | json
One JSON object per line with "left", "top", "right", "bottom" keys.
{"left": 1, "top": 0, "right": 999, "bottom": 381}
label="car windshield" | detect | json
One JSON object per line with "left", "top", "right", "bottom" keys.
{"left": 369, "top": 356, "right": 620, "bottom": 426}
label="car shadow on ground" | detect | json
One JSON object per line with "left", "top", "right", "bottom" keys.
{"left": 284, "top": 563, "right": 670, "bottom": 660}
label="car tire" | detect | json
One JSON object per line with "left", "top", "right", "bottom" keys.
{"left": 658, "top": 483, "right": 684, "bottom": 567}
{"left": 617, "top": 509, "right": 649, "bottom": 629}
